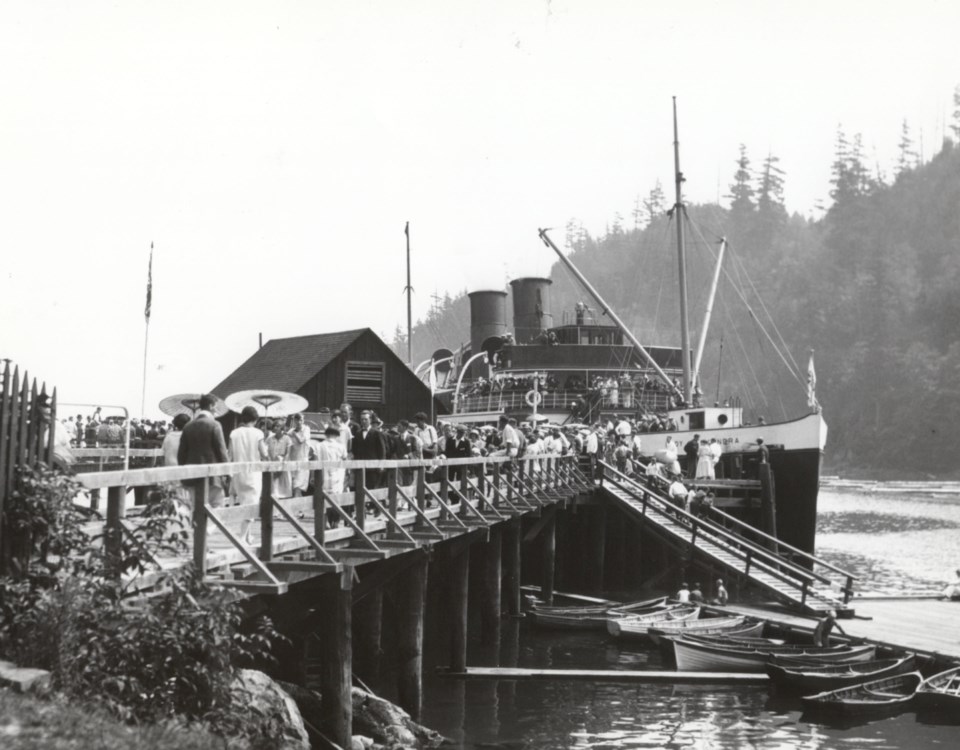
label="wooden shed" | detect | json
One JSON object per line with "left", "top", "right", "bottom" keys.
{"left": 211, "top": 328, "right": 444, "bottom": 425}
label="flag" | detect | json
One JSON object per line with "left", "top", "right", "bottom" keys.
{"left": 144, "top": 243, "right": 153, "bottom": 321}
{"left": 807, "top": 351, "right": 819, "bottom": 411}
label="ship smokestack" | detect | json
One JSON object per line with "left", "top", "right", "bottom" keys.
{"left": 468, "top": 289, "right": 508, "bottom": 377}
{"left": 509, "top": 277, "right": 553, "bottom": 344}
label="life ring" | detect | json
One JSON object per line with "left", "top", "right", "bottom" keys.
{"left": 525, "top": 390, "right": 542, "bottom": 407}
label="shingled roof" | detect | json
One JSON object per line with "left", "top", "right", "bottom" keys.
{"left": 211, "top": 329, "right": 368, "bottom": 397}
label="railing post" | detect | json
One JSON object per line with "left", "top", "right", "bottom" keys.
{"left": 506, "top": 460, "right": 515, "bottom": 505}
{"left": 388, "top": 468, "right": 399, "bottom": 535}
{"left": 440, "top": 464, "right": 450, "bottom": 521}
{"left": 313, "top": 468, "right": 325, "bottom": 544}
{"left": 492, "top": 462, "right": 501, "bottom": 509}
{"left": 476, "top": 460, "right": 486, "bottom": 511}
{"left": 459, "top": 462, "right": 469, "bottom": 507}
{"left": 690, "top": 519, "right": 699, "bottom": 547}
{"left": 744, "top": 549, "right": 752, "bottom": 577}
{"left": 844, "top": 575, "right": 853, "bottom": 604}
{"left": 801, "top": 580, "right": 808, "bottom": 606}
{"left": 259, "top": 471, "right": 273, "bottom": 562}
{"left": 518, "top": 458, "right": 526, "bottom": 498}
{"left": 194, "top": 478, "right": 209, "bottom": 574}
{"left": 416, "top": 465, "right": 426, "bottom": 513}
{"left": 106, "top": 484, "right": 125, "bottom": 579}
{"left": 355, "top": 469, "right": 366, "bottom": 531}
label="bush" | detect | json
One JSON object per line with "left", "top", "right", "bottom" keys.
{"left": 0, "top": 467, "right": 286, "bottom": 743}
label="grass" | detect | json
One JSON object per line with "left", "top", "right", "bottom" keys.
{"left": 0, "top": 689, "right": 237, "bottom": 750}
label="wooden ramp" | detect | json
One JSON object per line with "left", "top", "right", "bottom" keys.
{"left": 442, "top": 667, "right": 768, "bottom": 684}
{"left": 597, "top": 466, "right": 851, "bottom": 616}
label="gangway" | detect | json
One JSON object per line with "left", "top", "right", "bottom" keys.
{"left": 597, "top": 462, "right": 856, "bottom": 616}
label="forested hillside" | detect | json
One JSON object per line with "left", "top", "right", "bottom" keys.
{"left": 395, "top": 122, "right": 960, "bottom": 476}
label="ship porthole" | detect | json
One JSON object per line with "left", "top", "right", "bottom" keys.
{"left": 718, "top": 414, "right": 728, "bottom": 425}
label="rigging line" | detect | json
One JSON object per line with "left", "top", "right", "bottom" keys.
{"left": 686, "top": 218, "right": 804, "bottom": 389}
{"left": 650, "top": 219, "right": 673, "bottom": 338}
{"left": 725, "top": 292, "right": 767, "bottom": 408}
{"left": 715, "top": 281, "right": 759, "bottom": 414}
{"left": 728, "top": 247, "right": 804, "bottom": 378}
{"left": 686, "top": 211, "right": 805, "bottom": 382}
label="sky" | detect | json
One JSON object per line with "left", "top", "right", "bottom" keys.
{"left": 2, "top": 0, "right": 958, "bottom": 419}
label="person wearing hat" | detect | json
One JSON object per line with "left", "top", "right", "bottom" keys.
{"left": 230, "top": 405, "right": 268, "bottom": 506}
{"left": 178, "top": 393, "right": 229, "bottom": 508}
{"left": 287, "top": 413, "right": 311, "bottom": 496}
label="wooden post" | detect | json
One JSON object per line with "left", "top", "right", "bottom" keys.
{"left": 476, "top": 461, "right": 486, "bottom": 511}
{"left": 388, "top": 468, "right": 399, "bottom": 534}
{"left": 353, "top": 586, "right": 383, "bottom": 685}
{"left": 320, "top": 569, "right": 353, "bottom": 748}
{"left": 759, "top": 464, "right": 777, "bottom": 549}
{"left": 440, "top": 464, "right": 450, "bottom": 520}
{"left": 480, "top": 526, "right": 502, "bottom": 646}
{"left": 106, "top": 484, "right": 125, "bottom": 579}
{"left": 416, "top": 465, "right": 426, "bottom": 512}
{"left": 492, "top": 462, "right": 501, "bottom": 509}
{"left": 588, "top": 504, "right": 607, "bottom": 592}
{"left": 542, "top": 509, "right": 556, "bottom": 605}
{"left": 504, "top": 517, "right": 522, "bottom": 616}
{"left": 259, "top": 471, "right": 273, "bottom": 561}
{"left": 396, "top": 553, "right": 428, "bottom": 721}
{"left": 193, "top": 479, "right": 208, "bottom": 574}
{"left": 313, "top": 469, "right": 325, "bottom": 543}
{"left": 355, "top": 469, "right": 366, "bottom": 531}
{"left": 448, "top": 545, "right": 470, "bottom": 673}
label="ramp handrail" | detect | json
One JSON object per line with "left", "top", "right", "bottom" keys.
{"left": 707, "top": 505, "right": 857, "bottom": 603}
{"left": 598, "top": 462, "right": 842, "bottom": 608}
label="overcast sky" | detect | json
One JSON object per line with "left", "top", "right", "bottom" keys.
{"left": 2, "top": 0, "right": 958, "bottom": 418}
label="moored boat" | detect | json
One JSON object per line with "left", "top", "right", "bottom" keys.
{"left": 915, "top": 664, "right": 960, "bottom": 712}
{"left": 671, "top": 638, "right": 875, "bottom": 673}
{"left": 647, "top": 615, "right": 755, "bottom": 646}
{"left": 528, "top": 595, "right": 668, "bottom": 630}
{"left": 801, "top": 671, "right": 923, "bottom": 715}
{"left": 766, "top": 654, "right": 917, "bottom": 692}
{"left": 606, "top": 604, "right": 700, "bottom": 639}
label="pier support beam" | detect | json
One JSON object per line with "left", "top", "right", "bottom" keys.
{"left": 504, "top": 517, "right": 522, "bottom": 617}
{"left": 588, "top": 504, "right": 607, "bottom": 592}
{"left": 319, "top": 569, "right": 353, "bottom": 749}
{"left": 353, "top": 586, "right": 383, "bottom": 685}
{"left": 541, "top": 511, "right": 556, "bottom": 605}
{"left": 396, "top": 553, "right": 428, "bottom": 721}
{"left": 448, "top": 543, "right": 470, "bottom": 673}
{"left": 759, "top": 464, "right": 777, "bottom": 549}
{"left": 480, "top": 526, "right": 502, "bottom": 646}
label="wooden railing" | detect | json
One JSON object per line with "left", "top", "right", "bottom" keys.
{"left": 74, "top": 454, "right": 587, "bottom": 594}
{"left": 597, "top": 462, "right": 846, "bottom": 611}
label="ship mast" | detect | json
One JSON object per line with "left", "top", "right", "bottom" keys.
{"left": 672, "top": 97, "right": 692, "bottom": 405}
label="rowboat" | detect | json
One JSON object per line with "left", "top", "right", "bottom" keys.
{"left": 671, "top": 637, "right": 875, "bottom": 673}
{"left": 647, "top": 616, "right": 758, "bottom": 646}
{"left": 654, "top": 619, "right": 766, "bottom": 661}
{"left": 769, "top": 648, "right": 889, "bottom": 668}
{"left": 527, "top": 595, "right": 668, "bottom": 630}
{"left": 766, "top": 654, "right": 917, "bottom": 692}
{"left": 606, "top": 604, "right": 700, "bottom": 639}
{"left": 801, "top": 671, "right": 923, "bottom": 715}
{"left": 915, "top": 664, "right": 960, "bottom": 712}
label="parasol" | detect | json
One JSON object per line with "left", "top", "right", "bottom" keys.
{"left": 159, "top": 393, "right": 229, "bottom": 419}
{"left": 225, "top": 389, "right": 308, "bottom": 419}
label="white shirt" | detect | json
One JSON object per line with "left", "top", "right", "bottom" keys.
{"left": 585, "top": 432, "right": 599, "bottom": 454}
{"left": 615, "top": 420, "right": 632, "bottom": 436}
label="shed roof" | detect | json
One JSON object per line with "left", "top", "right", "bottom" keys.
{"left": 211, "top": 328, "right": 369, "bottom": 396}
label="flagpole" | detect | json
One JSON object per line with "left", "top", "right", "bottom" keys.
{"left": 404, "top": 222, "right": 413, "bottom": 365}
{"left": 141, "top": 243, "right": 153, "bottom": 418}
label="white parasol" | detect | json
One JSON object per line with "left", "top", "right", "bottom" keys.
{"left": 159, "top": 393, "right": 229, "bottom": 419}
{"left": 225, "top": 389, "right": 308, "bottom": 419}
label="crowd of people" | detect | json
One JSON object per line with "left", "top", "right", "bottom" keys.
{"left": 59, "top": 409, "right": 171, "bottom": 448}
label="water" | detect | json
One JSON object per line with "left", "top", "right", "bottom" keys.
{"left": 416, "top": 483, "right": 960, "bottom": 748}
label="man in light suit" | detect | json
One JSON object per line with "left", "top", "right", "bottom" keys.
{"left": 177, "top": 393, "right": 228, "bottom": 507}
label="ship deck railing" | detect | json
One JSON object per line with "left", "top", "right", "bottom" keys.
{"left": 455, "top": 388, "right": 674, "bottom": 416}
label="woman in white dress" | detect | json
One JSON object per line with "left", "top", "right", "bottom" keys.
{"left": 695, "top": 439, "right": 715, "bottom": 479}
{"left": 265, "top": 419, "right": 293, "bottom": 498}
{"left": 230, "top": 406, "right": 268, "bottom": 504}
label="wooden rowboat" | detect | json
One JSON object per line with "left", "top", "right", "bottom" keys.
{"left": 671, "top": 637, "right": 875, "bottom": 673}
{"left": 607, "top": 604, "right": 700, "bottom": 639}
{"left": 915, "top": 664, "right": 960, "bottom": 712}
{"left": 527, "top": 595, "right": 668, "bottom": 630}
{"left": 654, "top": 619, "right": 765, "bottom": 661}
{"left": 647, "top": 616, "right": 755, "bottom": 646}
{"left": 766, "top": 654, "right": 917, "bottom": 692}
{"left": 801, "top": 671, "right": 923, "bottom": 715}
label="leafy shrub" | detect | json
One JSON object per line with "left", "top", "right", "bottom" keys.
{"left": 0, "top": 467, "right": 287, "bottom": 743}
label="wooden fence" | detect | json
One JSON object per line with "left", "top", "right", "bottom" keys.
{"left": 0, "top": 360, "right": 57, "bottom": 572}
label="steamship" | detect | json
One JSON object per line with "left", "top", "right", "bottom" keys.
{"left": 424, "top": 102, "right": 827, "bottom": 554}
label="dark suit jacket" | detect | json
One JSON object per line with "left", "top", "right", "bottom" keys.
{"left": 178, "top": 412, "right": 229, "bottom": 486}
{"left": 352, "top": 428, "right": 386, "bottom": 461}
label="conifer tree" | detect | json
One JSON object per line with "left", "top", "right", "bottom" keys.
{"left": 726, "top": 144, "right": 755, "bottom": 216}
{"left": 642, "top": 180, "right": 666, "bottom": 226}
{"left": 896, "top": 119, "right": 917, "bottom": 175}
{"left": 951, "top": 84, "right": 960, "bottom": 142}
